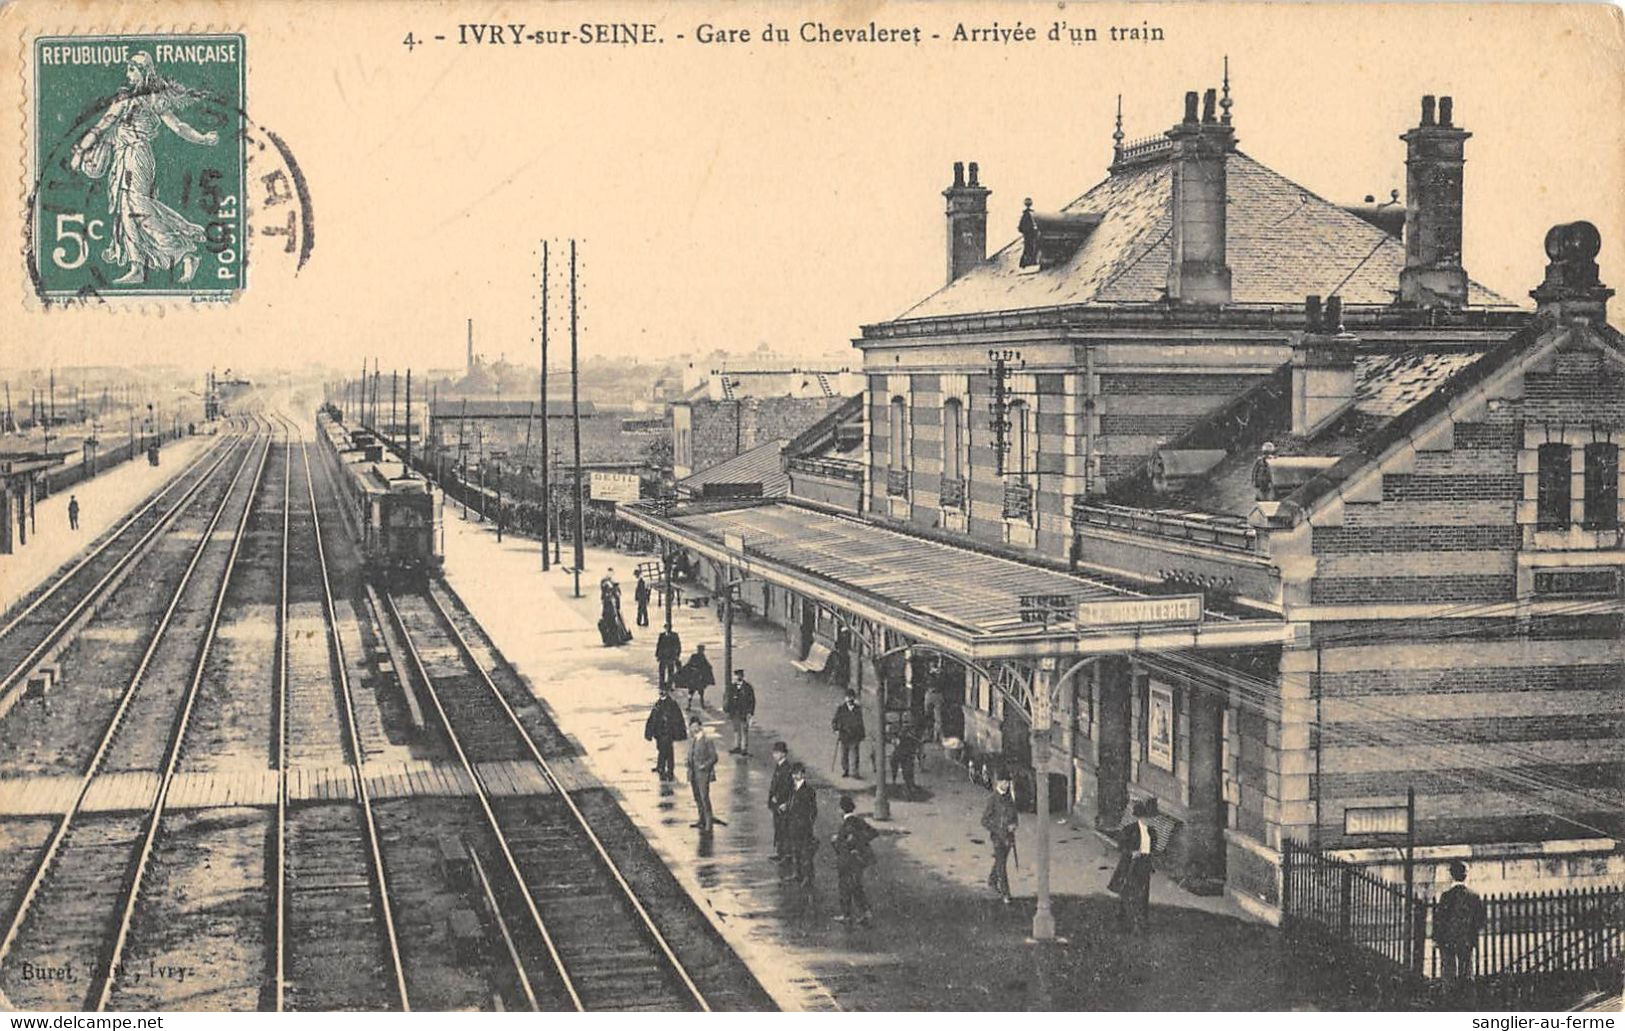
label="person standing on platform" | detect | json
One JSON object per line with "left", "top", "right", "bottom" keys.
{"left": 1110, "top": 800, "right": 1157, "bottom": 930}
{"left": 67, "top": 494, "right": 80, "bottom": 531}
{"left": 599, "top": 568, "right": 632, "bottom": 647}
{"left": 1433, "top": 860, "right": 1487, "bottom": 984}
{"left": 923, "top": 682, "right": 946, "bottom": 743}
{"left": 495, "top": 503, "right": 505, "bottom": 542}
{"left": 643, "top": 685, "right": 687, "bottom": 781}
{"left": 787, "top": 763, "right": 818, "bottom": 886}
{"left": 686, "top": 715, "right": 719, "bottom": 832}
{"left": 889, "top": 719, "right": 921, "bottom": 799}
{"left": 832, "top": 795, "right": 878, "bottom": 926}
{"left": 724, "top": 669, "right": 755, "bottom": 756}
{"left": 981, "top": 774, "right": 1019, "bottom": 905}
{"left": 655, "top": 626, "right": 682, "bottom": 690}
{"left": 677, "top": 644, "right": 714, "bottom": 710}
{"left": 634, "top": 571, "right": 652, "bottom": 628}
{"left": 831, "top": 691, "right": 866, "bottom": 779}
{"left": 767, "top": 741, "right": 794, "bottom": 863}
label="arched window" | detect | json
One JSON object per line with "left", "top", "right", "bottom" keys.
{"left": 889, "top": 396, "right": 909, "bottom": 473}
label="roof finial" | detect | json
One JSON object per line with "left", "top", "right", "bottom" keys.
{"left": 1220, "top": 55, "right": 1233, "bottom": 125}
{"left": 1112, "top": 94, "right": 1125, "bottom": 164}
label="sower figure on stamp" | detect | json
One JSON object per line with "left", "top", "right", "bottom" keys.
{"left": 832, "top": 795, "right": 878, "bottom": 926}
{"left": 767, "top": 741, "right": 794, "bottom": 863}
{"left": 655, "top": 626, "right": 682, "bottom": 690}
{"left": 1433, "top": 860, "right": 1486, "bottom": 985}
{"left": 724, "top": 669, "right": 755, "bottom": 756}
{"left": 787, "top": 763, "right": 818, "bottom": 887}
{"left": 634, "top": 572, "right": 651, "bottom": 627}
{"left": 981, "top": 774, "right": 1019, "bottom": 905}
{"left": 72, "top": 52, "right": 218, "bottom": 285}
{"left": 643, "top": 685, "right": 687, "bottom": 782}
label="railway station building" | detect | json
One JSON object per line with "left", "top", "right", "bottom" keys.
{"left": 622, "top": 86, "right": 1624, "bottom": 928}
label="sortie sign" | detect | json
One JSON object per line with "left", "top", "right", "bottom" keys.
{"left": 1075, "top": 594, "right": 1203, "bottom": 627}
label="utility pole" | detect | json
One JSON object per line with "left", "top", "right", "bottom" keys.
{"left": 522, "top": 400, "right": 534, "bottom": 529}
{"left": 569, "top": 239, "right": 585, "bottom": 599}
{"left": 391, "top": 370, "right": 398, "bottom": 452}
{"left": 539, "top": 241, "right": 552, "bottom": 571}
{"left": 356, "top": 360, "right": 366, "bottom": 427}
{"left": 457, "top": 399, "right": 469, "bottom": 518}
{"left": 405, "top": 370, "right": 413, "bottom": 473}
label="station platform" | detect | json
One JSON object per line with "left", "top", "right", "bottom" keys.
{"left": 0, "top": 434, "right": 213, "bottom": 615}
{"left": 438, "top": 511, "right": 1344, "bottom": 1011}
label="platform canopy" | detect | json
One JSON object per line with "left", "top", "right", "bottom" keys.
{"left": 620, "top": 500, "right": 1297, "bottom": 662}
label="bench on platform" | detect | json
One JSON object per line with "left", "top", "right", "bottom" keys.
{"left": 791, "top": 642, "right": 833, "bottom": 675}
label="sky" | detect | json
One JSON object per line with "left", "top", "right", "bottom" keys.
{"left": 4, "top": 1, "right": 1622, "bottom": 373}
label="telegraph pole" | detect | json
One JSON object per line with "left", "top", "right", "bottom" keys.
{"left": 390, "top": 370, "right": 398, "bottom": 451}
{"left": 405, "top": 370, "right": 413, "bottom": 473}
{"left": 569, "top": 239, "right": 585, "bottom": 599}
{"left": 539, "top": 242, "right": 552, "bottom": 571}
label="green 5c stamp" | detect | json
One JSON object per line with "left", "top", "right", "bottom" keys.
{"left": 32, "top": 34, "right": 247, "bottom": 299}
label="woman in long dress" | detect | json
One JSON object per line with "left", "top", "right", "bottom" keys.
{"left": 599, "top": 569, "right": 632, "bottom": 646}
{"left": 71, "top": 51, "right": 219, "bottom": 285}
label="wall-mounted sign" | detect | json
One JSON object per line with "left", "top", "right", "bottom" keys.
{"left": 589, "top": 472, "right": 641, "bottom": 503}
{"left": 1076, "top": 594, "right": 1203, "bottom": 627}
{"left": 1344, "top": 805, "right": 1411, "bottom": 836}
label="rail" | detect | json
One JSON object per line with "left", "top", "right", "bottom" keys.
{"left": 387, "top": 583, "right": 712, "bottom": 1011}
{"left": 0, "top": 421, "right": 265, "bottom": 1004}
{"left": 299, "top": 430, "right": 411, "bottom": 1010}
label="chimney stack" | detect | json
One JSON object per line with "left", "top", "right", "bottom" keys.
{"left": 1530, "top": 221, "right": 1613, "bottom": 322}
{"left": 1291, "top": 294, "right": 1358, "bottom": 436}
{"left": 1165, "top": 88, "right": 1234, "bottom": 305}
{"left": 1399, "top": 95, "right": 1471, "bottom": 307}
{"left": 943, "top": 160, "right": 991, "bottom": 285}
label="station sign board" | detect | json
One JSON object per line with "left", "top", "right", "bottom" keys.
{"left": 589, "top": 472, "right": 641, "bottom": 503}
{"left": 1075, "top": 594, "right": 1203, "bottom": 627}
{"left": 1344, "top": 805, "right": 1411, "bottom": 836}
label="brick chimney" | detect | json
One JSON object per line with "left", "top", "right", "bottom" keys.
{"left": 1530, "top": 221, "right": 1613, "bottom": 322}
{"left": 943, "top": 161, "right": 991, "bottom": 285}
{"left": 1291, "top": 295, "right": 1358, "bottom": 436}
{"left": 1399, "top": 95, "right": 1471, "bottom": 307}
{"left": 1165, "top": 89, "right": 1234, "bottom": 305}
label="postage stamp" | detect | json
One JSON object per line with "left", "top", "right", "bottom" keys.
{"left": 31, "top": 34, "right": 247, "bottom": 299}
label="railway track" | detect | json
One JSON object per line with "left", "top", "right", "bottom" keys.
{"left": 383, "top": 585, "right": 712, "bottom": 1012}
{"left": 278, "top": 422, "right": 407, "bottom": 1012}
{"left": 0, "top": 419, "right": 272, "bottom": 1011}
{"left": 0, "top": 424, "right": 245, "bottom": 718}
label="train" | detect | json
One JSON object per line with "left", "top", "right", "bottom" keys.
{"left": 317, "top": 406, "right": 442, "bottom": 584}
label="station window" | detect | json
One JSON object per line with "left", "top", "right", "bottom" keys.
{"left": 889, "top": 397, "right": 908, "bottom": 474}
{"left": 1536, "top": 443, "right": 1572, "bottom": 530}
{"left": 1584, "top": 443, "right": 1619, "bottom": 530}
{"left": 942, "top": 398, "right": 964, "bottom": 482}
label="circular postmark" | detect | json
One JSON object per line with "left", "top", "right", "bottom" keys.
{"left": 27, "top": 34, "right": 313, "bottom": 305}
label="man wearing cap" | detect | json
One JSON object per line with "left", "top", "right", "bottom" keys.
{"left": 686, "top": 715, "right": 719, "bottom": 832}
{"left": 724, "top": 668, "right": 756, "bottom": 756}
{"left": 1433, "top": 860, "right": 1486, "bottom": 983}
{"left": 831, "top": 690, "right": 866, "bottom": 779}
{"left": 980, "top": 774, "right": 1019, "bottom": 904}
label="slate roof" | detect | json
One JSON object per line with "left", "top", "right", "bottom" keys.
{"left": 678, "top": 438, "right": 789, "bottom": 498}
{"left": 1104, "top": 344, "right": 1498, "bottom": 518}
{"left": 898, "top": 152, "right": 1513, "bottom": 321}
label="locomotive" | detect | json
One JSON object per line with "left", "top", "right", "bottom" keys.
{"left": 317, "top": 407, "right": 442, "bottom": 583}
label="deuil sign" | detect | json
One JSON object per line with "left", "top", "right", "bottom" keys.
{"left": 1074, "top": 595, "right": 1203, "bottom": 627}
{"left": 589, "top": 472, "right": 640, "bottom": 503}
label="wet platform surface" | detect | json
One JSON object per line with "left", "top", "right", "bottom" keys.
{"left": 437, "top": 513, "right": 1356, "bottom": 1011}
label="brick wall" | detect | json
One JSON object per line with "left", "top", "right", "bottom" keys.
{"left": 690, "top": 397, "right": 846, "bottom": 477}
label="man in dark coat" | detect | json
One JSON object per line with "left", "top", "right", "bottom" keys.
{"left": 786, "top": 763, "right": 818, "bottom": 886}
{"left": 654, "top": 627, "right": 682, "bottom": 690}
{"left": 831, "top": 691, "right": 866, "bottom": 778}
{"left": 643, "top": 685, "right": 687, "bottom": 781}
{"left": 888, "top": 719, "right": 921, "bottom": 799}
{"left": 634, "top": 572, "right": 652, "bottom": 627}
{"left": 832, "top": 795, "right": 878, "bottom": 926}
{"left": 766, "top": 741, "right": 794, "bottom": 862}
{"left": 1433, "top": 860, "right": 1486, "bottom": 983}
{"left": 676, "top": 644, "right": 714, "bottom": 710}
{"left": 724, "top": 669, "right": 756, "bottom": 756}
{"left": 1110, "top": 800, "right": 1157, "bottom": 930}
{"left": 981, "top": 775, "right": 1019, "bottom": 904}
